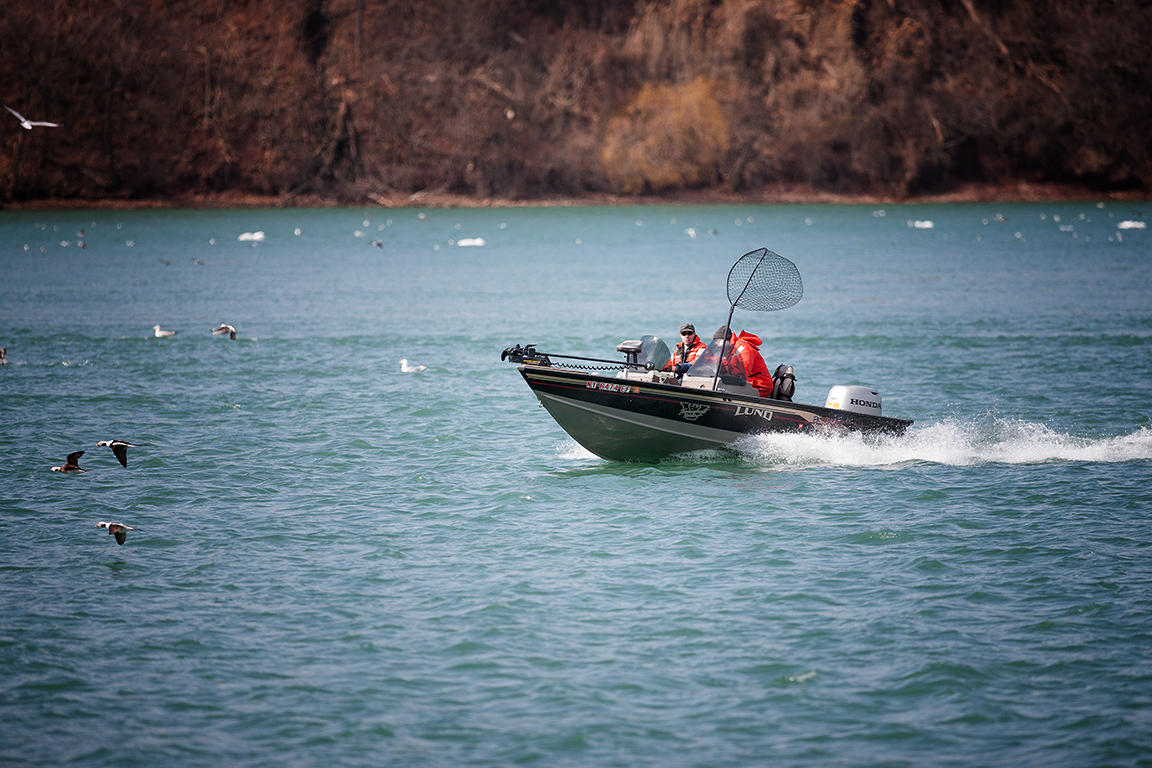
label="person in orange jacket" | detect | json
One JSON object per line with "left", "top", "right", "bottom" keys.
{"left": 664, "top": 323, "right": 708, "bottom": 372}
{"left": 714, "top": 325, "right": 774, "bottom": 398}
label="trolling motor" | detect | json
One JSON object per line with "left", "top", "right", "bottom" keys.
{"left": 501, "top": 344, "right": 552, "bottom": 366}
{"left": 772, "top": 364, "right": 796, "bottom": 401}
{"left": 501, "top": 341, "right": 662, "bottom": 370}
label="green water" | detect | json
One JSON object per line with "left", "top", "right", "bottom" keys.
{"left": 1, "top": 202, "right": 1150, "bottom": 766}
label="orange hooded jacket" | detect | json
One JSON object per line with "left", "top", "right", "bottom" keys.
{"left": 733, "top": 330, "right": 773, "bottom": 398}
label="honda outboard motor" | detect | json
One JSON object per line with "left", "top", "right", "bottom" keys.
{"left": 825, "top": 385, "right": 882, "bottom": 416}
{"left": 772, "top": 364, "right": 795, "bottom": 401}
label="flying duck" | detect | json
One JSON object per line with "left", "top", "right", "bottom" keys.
{"left": 97, "top": 439, "right": 136, "bottom": 468}
{"left": 96, "top": 521, "right": 135, "bottom": 545}
{"left": 51, "top": 451, "right": 86, "bottom": 473}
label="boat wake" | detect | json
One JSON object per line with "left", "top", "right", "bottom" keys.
{"left": 736, "top": 419, "right": 1152, "bottom": 468}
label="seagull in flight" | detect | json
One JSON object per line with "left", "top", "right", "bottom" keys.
{"left": 212, "top": 323, "right": 237, "bottom": 339}
{"left": 51, "top": 451, "right": 87, "bottom": 473}
{"left": 97, "top": 439, "right": 136, "bottom": 468}
{"left": 96, "top": 521, "right": 135, "bottom": 545}
{"left": 5, "top": 104, "right": 59, "bottom": 130}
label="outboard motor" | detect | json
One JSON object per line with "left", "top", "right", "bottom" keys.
{"left": 772, "top": 364, "right": 795, "bottom": 401}
{"left": 825, "top": 385, "right": 882, "bottom": 416}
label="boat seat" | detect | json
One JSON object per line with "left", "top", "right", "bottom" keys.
{"left": 616, "top": 339, "right": 643, "bottom": 367}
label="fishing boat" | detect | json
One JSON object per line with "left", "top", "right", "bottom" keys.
{"left": 500, "top": 248, "right": 913, "bottom": 462}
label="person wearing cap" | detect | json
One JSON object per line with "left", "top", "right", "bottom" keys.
{"left": 663, "top": 323, "right": 707, "bottom": 372}
{"left": 713, "top": 325, "right": 774, "bottom": 398}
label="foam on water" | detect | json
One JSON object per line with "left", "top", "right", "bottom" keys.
{"left": 737, "top": 420, "right": 1152, "bottom": 468}
{"left": 553, "top": 420, "right": 1152, "bottom": 467}
{"left": 558, "top": 441, "right": 598, "bottom": 461}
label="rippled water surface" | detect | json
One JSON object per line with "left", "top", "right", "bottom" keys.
{"left": 2, "top": 202, "right": 1151, "bottom": 766}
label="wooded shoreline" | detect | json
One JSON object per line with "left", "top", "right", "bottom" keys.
{"left": 4, "top": 181, "right": 1145, "bottom": 211}
{"left": 3, "top": 0, "right": 1149, "bottom": 208}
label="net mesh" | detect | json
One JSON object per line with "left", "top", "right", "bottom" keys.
{"left": 726, "top": 248, "right": 803, "bottom": 311}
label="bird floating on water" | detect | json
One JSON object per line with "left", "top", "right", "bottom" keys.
{"left": 97, "top": 521, "right": 135, "bottom": 545}
{"left": 4, "top": 104, "right": 59, "bottom": 130}
{"left": 97, "top": 439, "right": 136, "bottom": 468}
{"left": 0, "top": 347, "right": 6, "bottom": 364}
{"left": 51, "top": 451, "right": 86, "bottom": 473}
{"left": 400, "top": 358, "right": 427, "bottom": 373}
{"left": 153, "top": 325, "right": 176, "bottom": 338}
{"left": 212, "top": 323, "right": 237, "bottom": 339}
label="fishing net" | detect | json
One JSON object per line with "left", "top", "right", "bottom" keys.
{"left": 726, "top": 247, "right": 803, "bottom": 311}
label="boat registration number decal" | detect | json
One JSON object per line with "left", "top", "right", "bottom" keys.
{"left": 734, "top": 405, "right": 773, "bottom": 420}
{"left": 586, "top": 381, "right": 638, "bottom": 394}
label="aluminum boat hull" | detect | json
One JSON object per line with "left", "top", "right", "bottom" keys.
{"left": 519, "top": 364, "right": 911, "bottom": 462}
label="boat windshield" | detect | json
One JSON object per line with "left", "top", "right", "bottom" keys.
{"left": 685, "top": 338, "right": 746, "bottom": 381}
{"left": 639, "top": 334, "right": 671, "bottom": 370}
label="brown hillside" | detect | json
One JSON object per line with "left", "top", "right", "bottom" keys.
{"left": 1, "top": 0, "right": 1149, "bottom": 205}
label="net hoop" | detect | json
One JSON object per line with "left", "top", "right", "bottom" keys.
{"left": 725, "top": 248, "right": 803, "bottom": 312}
